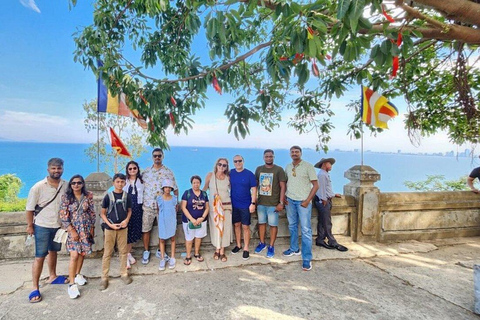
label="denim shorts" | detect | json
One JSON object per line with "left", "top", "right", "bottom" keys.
{"left": 34, "top": 224, "right": 62, "bottom": 258}
{"left": 232, "top": 207, "right": 251, "bottom": 226}
{"left": 256, "top": 205, "right": 279, "bottom": 226}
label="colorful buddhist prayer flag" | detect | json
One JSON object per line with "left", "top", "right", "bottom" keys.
{"left": 97, "top": 61, "right": 131, "bottom": 117}
{"left": 109, "top": 127, "right": 131, "bottom": 157}
{"left": 361, "top": 86, "right": 398, "bottom": 129}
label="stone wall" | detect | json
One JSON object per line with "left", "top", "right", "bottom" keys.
{"left": 3, "top": 166, "right": 480, "bottom": 259}
{"left": 0, "top": 196, "right": 355, "bottom": 259}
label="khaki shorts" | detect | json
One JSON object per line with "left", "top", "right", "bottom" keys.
{"left": 142, "top": 205, "right": 158, "bottom": 233}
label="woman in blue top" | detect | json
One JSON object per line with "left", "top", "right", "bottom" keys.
{"left": 181, "top": 175, "right": 209, "bottom": 265}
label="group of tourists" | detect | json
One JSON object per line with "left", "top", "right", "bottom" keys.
{"left": 25, "top": 146, "right": 348, "bottom": 303}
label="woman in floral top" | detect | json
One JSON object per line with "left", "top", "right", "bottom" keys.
{"left": 59, "top": 174, "right": 95, "bottom": 299}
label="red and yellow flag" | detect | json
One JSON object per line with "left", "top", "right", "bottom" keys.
{"left": 109, "top": 127, "right": 131, "bottom": 157}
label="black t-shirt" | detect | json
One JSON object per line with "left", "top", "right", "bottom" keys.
{"left": 101, "top": 191, "right": 132, "bottom": 230}
{"left": 470, "top": 167, "right": 480, "bottom": 180}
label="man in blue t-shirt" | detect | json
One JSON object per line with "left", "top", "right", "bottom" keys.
{"left": 230, "top": 155, "right": 257, "bottom": 260}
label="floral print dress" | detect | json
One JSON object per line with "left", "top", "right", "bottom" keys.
{"left": 59, "top": 192, "right": 96, "bottom": 255}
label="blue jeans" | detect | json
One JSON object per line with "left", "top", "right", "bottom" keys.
{"left": 286, "top": 198, "right": 312, "bottom": 262}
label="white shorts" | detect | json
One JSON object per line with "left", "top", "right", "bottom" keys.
{"left": 182, "top": 221, "right": 207, "bottom": 241}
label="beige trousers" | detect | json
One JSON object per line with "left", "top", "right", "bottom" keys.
{"left": 102, "top": 228, "right": 128, "bottom": 279}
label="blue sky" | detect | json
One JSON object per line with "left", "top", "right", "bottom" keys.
{"left": 0, "top": 0, "right": 469, "bottom": 154}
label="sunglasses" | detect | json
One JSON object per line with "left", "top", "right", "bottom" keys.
{"left": 217, "top": 163, "right": 227, "bottom": 168}
{"left": 71, "top": 181, "right": 83, "bottom": 186}
{"left": 128, "top": 167, "right": 138, "bottom": 171}
{"left": 153, "top": 154, "right": 163, "bottom": 158}
{"left": 292, "top": 166, "right": 296, "bottom": 177}
{"left": 233, "top": 160, "right": 243, "bottom": 163}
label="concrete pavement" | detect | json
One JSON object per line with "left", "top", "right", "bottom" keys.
{"left": 1, "top": 236, "right": 479, "bottom": 319}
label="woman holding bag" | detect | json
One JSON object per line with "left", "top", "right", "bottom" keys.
{"left": 59, "top": 174, "right": 95, "bottom": 299}
{"left": 181, "top": 175, "right": 209, "bottom": 266}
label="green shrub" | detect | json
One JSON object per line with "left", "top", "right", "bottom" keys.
{"left": 0, "top": 174, "right": 23, "bottom": 202}
{"left": 0, "top": 198, "right": 27, "bottom": 212}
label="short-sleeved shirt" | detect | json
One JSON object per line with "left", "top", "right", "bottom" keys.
{"left": 316, "top": 169, "right": 335, "bottom": 201}
{"left": 255, "top": 165, "right": 286, "bottom": 206}
{"left": 142, "top": 165, "right": 178, "bottom": 208}
{"left": 181, "top": 189, "right": 209, "bottom": 223}
{"left": 469, "top": 167, "right": 480, "bottom": 180}
{"left": 230, "top": 169, "right": 257, "bottom": 209}
{"left": 101, "top": 191, "right": 132, "bottom": 230}
{"left": 285, "top": 160, "right": 318, "bottom": 201}
{"left": 26, "top": 177, "right": 67, "bottom": 228}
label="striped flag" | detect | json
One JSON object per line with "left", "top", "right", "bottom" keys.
{"left": 109, "top": 127, "right": 131, "bottom": 157}
{"left": 97, "top": 61, "right": 131, "bottom": 117}
{"left": 361, "top": 86, "right": 398, "bottom": 129}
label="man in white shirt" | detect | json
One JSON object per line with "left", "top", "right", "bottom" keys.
{"left": 26, "top": 158, "right": 68, "bottom": 303}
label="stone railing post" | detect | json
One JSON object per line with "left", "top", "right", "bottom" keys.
{"left": 344, "top": 165, "right": 381, "bottom": 242}
{"left": 85, "top": 172, "right": 112, "bottom": 252}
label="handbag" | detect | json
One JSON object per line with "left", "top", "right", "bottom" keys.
{"left": 53, "top": 228, "right": 68, "bottom": 244}
{"left": 188, "top": 221, "right": 202, "bottom": 230}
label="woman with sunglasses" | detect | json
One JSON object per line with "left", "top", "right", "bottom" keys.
{"left": 123, "top": 161, "right": 144, "bottom": 269}
{"left": 202, "top": 158, "right": 232, "bottom": 262}
{"left": 59, "top": 174, "right": 95, "bottom": 299}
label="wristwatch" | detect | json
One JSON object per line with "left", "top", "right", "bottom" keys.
{"left": 251, "top": 202, "right": 256, "bottom": 205}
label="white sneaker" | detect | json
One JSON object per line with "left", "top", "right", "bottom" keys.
{"left": 159, "top": 259, "right": 166, "bottom": 271}
{"left": 68, "top": 284, "right": 80, "bottom": 299}
{"left": 168, "top": 258, "right": 176, "bottom": 269}
{"left": 127, "top": 258, "right": 131, "bottom": 270}
{"left": 127, "top": 253, "right": 136, "bottom": 265}
{"left": 155, "top": 249, "right": 170, "bottom": 261}
{"left": 74, "top": 274, "right": 87, "bottom": 286}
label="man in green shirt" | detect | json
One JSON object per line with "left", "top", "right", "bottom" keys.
{"left": 254, "top": 149, "right": 286, "bottom": 258}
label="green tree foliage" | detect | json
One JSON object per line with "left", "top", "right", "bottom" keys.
{"left": 0, "top": 174, "right": 23, "bottom": 202}
{"left": 404, "top": 175, "right": 469, "bottom": 192}
{"left": 83, "top": 100, "right": 147, "bottom": 174}
{"left": 70, "top": 0, "right": 480, "bottom": 151}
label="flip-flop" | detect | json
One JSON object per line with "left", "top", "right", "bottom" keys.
{"left": 29, "top": 290, "right": 42, "bottom": 303}
{"left": 50, "top": 275, "right": 68, "bottom": 284}
{"left": 194, "top": 254, "right": 204, "bottom": 262}
{"left": 184, "top": 257, "right": 192, "bottom": 265}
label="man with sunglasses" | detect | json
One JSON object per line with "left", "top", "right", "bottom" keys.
{"left": 141, "top": 148, "right": 178, "bottom": 265}
{"left": 283, "top": 146, "right": 318, "bottom": 271}
{"left": 25, "top": 158, "right": 68, "bottom": 303}
{"left": 230, "top": 155, "right": 257, "bottom": 260}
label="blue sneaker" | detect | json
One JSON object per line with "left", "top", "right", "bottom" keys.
{"left": 282, "top": 248, "right": 301, "bottom": 257}
{"left": 266, "top": 246, "right": 275, "bottom": 258}
{"left": 254, "top": 242, "right": 266, "bottom": 254}
{"left": 159, "top": 259, "right": 166, "bottom": 271}
{"left": 302, "top": 260, "right": 312, "bottom": 271}
{"left": 142, "top": 250, "right": 150, "bottom": 265}
{"left": 156, "top": 249, "right": 170, "bottom": 261}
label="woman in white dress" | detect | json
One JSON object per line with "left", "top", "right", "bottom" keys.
{"left": 202, "top": 158, "right": 232, "bottom": 262}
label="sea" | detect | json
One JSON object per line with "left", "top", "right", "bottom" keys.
{"left": 1, "top": 141, "right": 478, "bottom": 198}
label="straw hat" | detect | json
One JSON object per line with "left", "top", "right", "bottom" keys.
{"left": 314, "top": 158, "right": 336, "bottom": 169}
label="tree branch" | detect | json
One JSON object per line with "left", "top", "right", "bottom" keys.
{"left": 363, "top": 24, "right": 480, "bottom": 44}
{"left": 410, "top": 0, "right": 480, "bottom": 27}
{"left": 129, "top": 41, "right": 272, "bottom": 84}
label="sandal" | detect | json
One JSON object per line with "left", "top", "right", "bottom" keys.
{"left": 29, "top": 289, "right": 42, "bottom": 303}
{"left": 194, "top": 254, "right": 204, "bottom": 262}
{"left": 220, "top": 254, "right": 227, "bottom": 262}
{"left": 213, "top": 251, "right": 220, "bottom": 260}
{"left": 184, "top": 257, "right": 192, "bottom": 265}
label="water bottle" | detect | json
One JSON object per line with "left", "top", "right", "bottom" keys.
{"left": 25, "top": 234, "right": 34, "bottom": 247}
